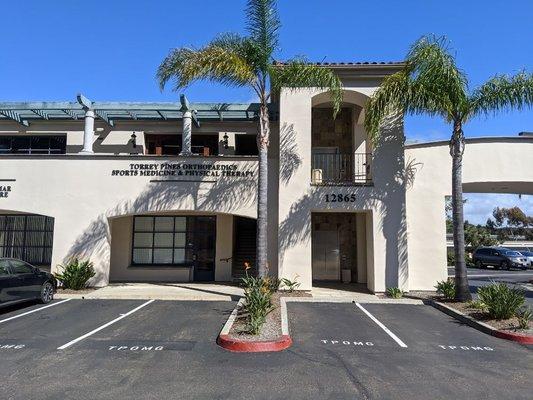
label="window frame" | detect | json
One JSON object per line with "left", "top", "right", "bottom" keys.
{"left": 0, "top": 135, "right": 67, "bottom": 155}
{"left": 131, "top": 215, "right": 216, "bottom": 267}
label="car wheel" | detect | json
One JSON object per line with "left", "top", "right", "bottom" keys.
{"left": 475, "top": 260, "right": 483, "bottom": 269}
{"left": 39, "top": 281, "right": 54, "bottom": 304}
{"left": 500, "top": 261, "right": 509, "bottom": 271}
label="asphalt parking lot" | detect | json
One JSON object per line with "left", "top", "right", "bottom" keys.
{"left": 0, "top": 299, "right": 531, "bottom": 400}
{"left": 448, "top": 267, "right": 533, "bottom": 306}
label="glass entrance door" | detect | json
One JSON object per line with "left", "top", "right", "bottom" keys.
{"left": 189, "top": 217, "right": 216, "bottom": 281}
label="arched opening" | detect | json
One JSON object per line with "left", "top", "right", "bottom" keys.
{"left": 108, "top": 211, "right": 256, "bottom": 283}
{"left": 311, "top": 90, "right": 372, "bottom": 185}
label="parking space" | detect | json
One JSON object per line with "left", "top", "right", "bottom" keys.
{"left": 0, "top": 298, "right": 531, "bottom": 399}
{"left": 0, "top": 299, "right": 235, "bottom": 357}
{"left": 289, "top": 302, "right": 530, "bottom": 356}
{"left": 288, "top": 302, "right": 533, "bottom": 399}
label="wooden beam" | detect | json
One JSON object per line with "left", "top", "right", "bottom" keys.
{"left": 0, "top": 110, "right": 29, "bottom": 126}
{"left": 192, "top": 110, "right": 200, "bottom": 128}
{"left": 62, "top": 109, "right": 79, "bottom": 120}
{"left": 94, "top": 110, "right": 114, "bottom": 127}
{"left": 31, "top": 109, "right": 49, "bottom": 120}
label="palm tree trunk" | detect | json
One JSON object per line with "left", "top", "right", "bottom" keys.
{"left": 450, "top": 121, "right": 472, "bottom": 301}
{"left": 256, "top": 102, "right": 269, "bottom": 277}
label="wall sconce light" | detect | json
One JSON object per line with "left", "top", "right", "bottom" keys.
{"left": 222, "top": 133, "right": 229, "bottom": 149}
{"left": 131, "top": 132, "right": 137, "bottom": 149}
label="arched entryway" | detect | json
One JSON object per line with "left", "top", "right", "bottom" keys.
{"left": 108, "top": 211, "right": 256, "bottom": 283}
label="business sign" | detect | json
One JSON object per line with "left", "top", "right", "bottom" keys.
{"left": 111, "top": 162, "right": 255, "bottom": 179}
{"left": 0, "top": 180, "right": 14, "bottom": 198}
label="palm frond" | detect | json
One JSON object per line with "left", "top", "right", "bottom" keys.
{"left": 157, "top": 35, "right": 256, "bottom": 91}
{"left": 246, "top": 0, "right": 280, "bottom": 69}
{"left": 469, "top": 71, "right": 533, "bottom": 118}
{"left": 270, "top": 59, "right": 343, "bottom": 115}
{"left": 407, "top": 35, "right": 468, "bottom": 117}
{"left": 364, "top": 70, "right": 410, "bottom": 142}
{"left": 365, "top": 35, "right": 470, "bottom": 143}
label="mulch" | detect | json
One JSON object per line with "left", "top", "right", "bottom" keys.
{"left": 228, "top": 290, "right": 311, "bottom": 342}
{"left": 56, "top": 287, "right": 97, "bottom": 295}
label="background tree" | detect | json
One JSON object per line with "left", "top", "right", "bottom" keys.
{"left": 365, "top": 36, "right": 533, "bottom": 301}
{"left": 488, "top": 206, "right": 533, "bottom": 241}
{"left": 157, "top": 0, "right": 342, "bottom": 277}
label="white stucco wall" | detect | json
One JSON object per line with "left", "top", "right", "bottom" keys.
{"left": 277, "top": 86, "right": 408, "bottom": 292}
{"left": 0, "top": 155, "right": 258, "bottom": 286}
{"left": 405, "top": 137, "right": 533, "bottom": 290}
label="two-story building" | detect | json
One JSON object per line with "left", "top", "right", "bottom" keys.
{"left": 1, "top": 62, "right": 532, "bottom": 292}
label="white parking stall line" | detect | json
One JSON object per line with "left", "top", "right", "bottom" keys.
{"left": 355, "top": 303, "right": 408, "bottom": 348}
{"left": 57, "top": 300, "right": 155, "bottom": 350}
{"left": 0, "top": 299, "right": 72, "bottom": 325}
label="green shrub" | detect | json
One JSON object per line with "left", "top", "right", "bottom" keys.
{"left": 447, "top": 251, "right": 455, "bottom": 266}
{"left": 435, "top": 279, "right": 456, "bottom": 300}
{"left": 281, "top": 276, "right": 300, "bottom": 292}
{"left": 386, "top": 287, "right": 404, "bottom": 299}
{"left": 54, "top": 258, "right": 95, "bottom": 290}
{"left": 263, "top": 276, "right": 281, "bottom": 294}
{"left": 517, "top": 307, "right": 532, "bottom": 330}
{"left": 240, "top": 263, "right": 274, "bottom": 335}
{"left": 477, "top": 283, "right": 525, "bottom": 320}
{"left": 466, "top": 300, "right": 487, "bottom": 311}
{"left": 447, "top": 251, "right": 474, "bottom": 267}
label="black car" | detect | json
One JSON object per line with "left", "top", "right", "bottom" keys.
{"left": 472, "top": 247, "right": 528, "bottom": 270}
{"left": 0, "top": 258, "right": 56, "bottom": 307}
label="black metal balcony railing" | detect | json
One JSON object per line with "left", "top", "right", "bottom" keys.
{"left": 311, "top": 152, "right": 372, "bottom": 185}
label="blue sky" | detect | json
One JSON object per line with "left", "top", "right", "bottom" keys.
{"left": 0, "top": 0, "right": 531, "bottom": 222}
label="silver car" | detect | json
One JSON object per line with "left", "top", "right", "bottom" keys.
{"left": 518, "top": 251, "right": 533, "bottom": 268}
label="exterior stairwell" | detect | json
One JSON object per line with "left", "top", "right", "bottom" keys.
{"left": 232, "top": 217, "right": 257, "bottom": 280}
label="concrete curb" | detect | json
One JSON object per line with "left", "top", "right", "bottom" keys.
{"left": 55, "top": 293, "right": 90, "bottom": 299}
{"left": 217, "top": 298, "right": 293, "bottom": 353}
{"left": 286, "top": 297, "right": 424, "bottom": 305}
{"left": 427, "top": 300, "right": 533, "bottom": 345}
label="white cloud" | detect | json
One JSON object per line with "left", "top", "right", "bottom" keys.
{"left": 463, "top": 193, "right": 533, "bottom": 225}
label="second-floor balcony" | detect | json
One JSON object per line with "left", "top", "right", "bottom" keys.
{"left": 311, "top": 152, "right": 372, "bottom": 185}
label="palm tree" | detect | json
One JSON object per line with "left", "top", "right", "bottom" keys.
{"left": 157, "top": 0, "right": 342, "bottom": 277}
{"left": 365, "top": 36, "right": 533, "bottom": 301}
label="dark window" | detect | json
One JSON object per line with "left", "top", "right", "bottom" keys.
{"left": 0, "top": 215, "right": 54, "bottom": 266}
{"left": 9, "top": 260, "right": 34, "bottom": 274}
{"left": 235, "top": 135, "right": 258, "bottom": 155}
{"left": 0, "top": 136, "right": 66, "bottom": 155}
{"left": 131, "top": 215, "right": 215, "bottom": 266}
{"left": 145, "top": 134, "right": 219, "bottom": 156}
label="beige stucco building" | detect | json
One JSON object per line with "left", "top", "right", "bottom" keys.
{"left": 1, "top": 63, "right": 531, "bottom": 292}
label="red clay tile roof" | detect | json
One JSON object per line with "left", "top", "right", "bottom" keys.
{"left": 272, "top": 61, "right": 405, "bottom": 66}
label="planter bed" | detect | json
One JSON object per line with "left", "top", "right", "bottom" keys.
{"left": 217, "top": 291, "right": 310, "bottom": 352}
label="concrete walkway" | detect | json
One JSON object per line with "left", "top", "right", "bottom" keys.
{"left": 55, "top": 281, "right": 417, "bottom": 303}
{"left": 56, "top": 283, "right": 244, "bottom": 301}
{"left": 311, "top": 282, "right": 380, "bottom": 301}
